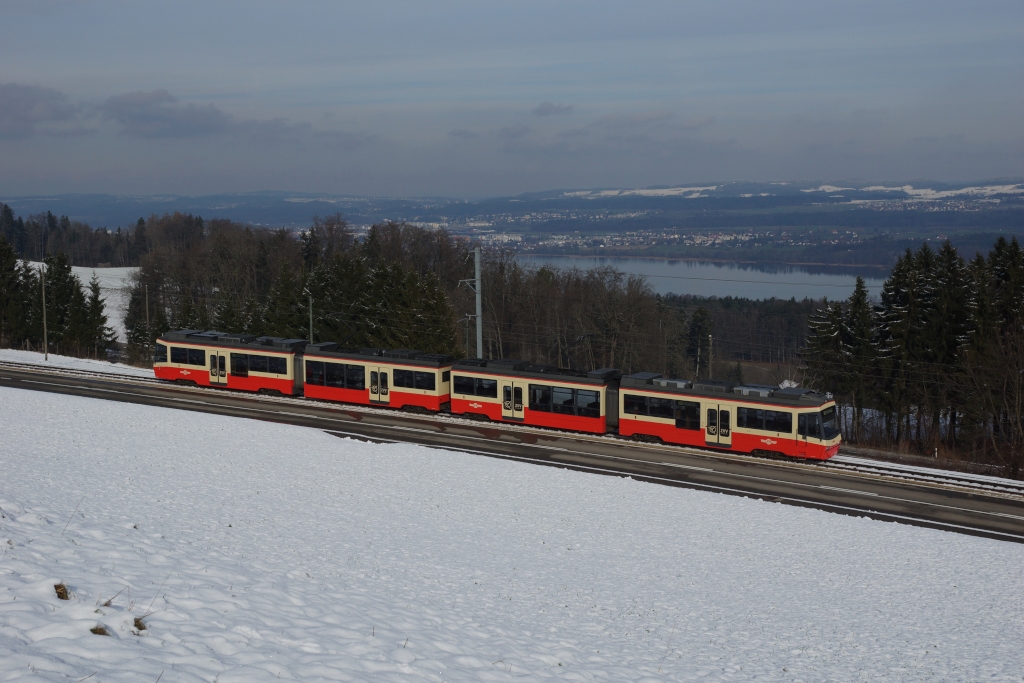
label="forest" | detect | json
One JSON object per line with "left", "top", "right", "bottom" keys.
{"left": 3, "top": 200, "right": 1024, "bottom": 476}
{"left": 803, "top": 237, "right": 1024, "bottom": 477}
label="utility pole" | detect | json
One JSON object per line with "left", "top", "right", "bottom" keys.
{"left": 695, "top": 345, "right": 700, "bottom": 380}
{"left": 474, "top": 246, "right": 483, "bottom": 358}
{"left": 708, "top": 334, "right": 713, "bottom": 380}
{"left": 40, "top": 263, "right": 48, "bottom": 360}
{"left": 145, "top": 285, "right": 150, "bottom": 349}
{"left": 309, "top": 294, "right": 314, "bottom": 343}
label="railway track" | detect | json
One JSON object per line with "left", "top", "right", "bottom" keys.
{"left": 3, "top": 358, "right": 1024, "bottom": 541}
{"left": 2, "top": 358, "right": 1023, "bottom": 499}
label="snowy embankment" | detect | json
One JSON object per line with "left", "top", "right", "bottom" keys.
{"left": 2, "top": 388, "right": 1024, "bottom": 682}
{"left": 0, "top": 349, "right": 151, "bottom": 378}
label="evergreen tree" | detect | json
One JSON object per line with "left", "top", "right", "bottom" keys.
{"left": 928, "top": 241, "right": 971, "bottom": 445}
{"left": 41, "top": 253, "right": 88, "bottom": 355}
{"left": 988, "top": 236, "right": 1024, "bottom": 329}
{"left": 213, "top": 292, "right": 243, "bottom": 332}
{"left": 805, "top": 299, "right": 845, "bottom": 394}
{"left": 264, "top": 265, "right": 304, "bottom": 338}
{"left": 84, "top": 274, "right": 116, "bottom": 358}
{"left": 875, "top": 250, "right": 914, "bottom": 444}
{"left": 842, "top": 277, "right": 875, "bottom": 442}
{"left": 0, "top": 236, "right": 28, "bottom": 346}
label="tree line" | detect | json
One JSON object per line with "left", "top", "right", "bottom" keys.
{"left": 1, "top": 204, "right": 149, "bottom": 267}
{"left": 31, "top": 201, "right": 1024, "bottom": 474}
{"left": 804, "top": 237, "right": 1024, "bottom": 477}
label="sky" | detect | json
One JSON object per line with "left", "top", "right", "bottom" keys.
{"left": 2, "top": 0, "right": 1023, "bottom": 198}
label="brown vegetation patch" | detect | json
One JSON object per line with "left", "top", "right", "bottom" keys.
{"left": 90, "top": 625, "right": 110, "bottom": 636}
{"left": 54, "top": 583, "right": 69, "bottom": 600}
{"left": 134, "top": 617, "right": 146, "bottom": 631}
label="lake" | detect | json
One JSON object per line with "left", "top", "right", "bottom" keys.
{"left": 518, "top": 255, "right": 887, "bottom": 300}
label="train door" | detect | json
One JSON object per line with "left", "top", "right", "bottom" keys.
{"left": 500, "top": 379, "right": 525, "bottom": 421}
{"left": 705, "top": 404, "right": 732, "bottom": 448}
{"left": 797, "top": 412, "right": 819, "bottom": 456}
{"left": 369, "top": 366, "right": 390, "bottom": 405}
{"left": 209, "top": 349, "right": 227, "bottom": 385}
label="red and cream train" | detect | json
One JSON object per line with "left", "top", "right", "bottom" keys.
{"left": 155, "top": 329, "right": 842, "bottom": 460}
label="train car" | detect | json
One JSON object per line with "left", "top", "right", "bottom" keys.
{"left": 302, "top": 343, "right": 454, "bottom": 411}
{"left": 449, "top": 359, "right": 620, "bottom": 434}
{"left": 617, "top": 373, "right": 841, "bottom": 459}
{"left": 154, "top": 330, "right": 308, "bottom": 395}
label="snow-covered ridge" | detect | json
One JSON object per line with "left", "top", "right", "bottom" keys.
{"left": 803, "top": 183, "right": 1024, "bottom": 198}
{"left": 562, "top": 186, "right": 718, "bottom": 199}
{"left": 2, "top": 387, "right": 1024, "bottom": 681}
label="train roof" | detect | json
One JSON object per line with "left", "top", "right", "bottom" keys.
{"left": 452, "top": 358, "right": 621, "bottom": 385}
{"left": 161, "top": 330, "right": 309, "bottom": 351}
{"left": 620, "top": 372, "right": 832, "bottom": 406}
{"left": 304, "top": 342, "right": 454, "bottom": 368}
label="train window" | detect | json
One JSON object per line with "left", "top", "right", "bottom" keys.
{"left": 648, "top": 397, "right": 674, "bottom": 419}
{"left": 623, "top": 393, "right": 647, "bottom": 415}
{"left": 798, "top": 413, "right": 807, "bottom": 437}
{"left": 170, "top": 347, "right": 187, "bottom": 364}
{"left": 820, "top": 406, "right": 840, "bottom": 439}
{"left": 346, "top": 364, "right": 365, "bottom": 390}
{"left": 393, "top": 369, "right": 415, "bottom": 388}
{"left": 765, "top": 410, "right": 793, "bottom": 433}
{"left": 576, "top": 390, "right": 600, "bottom": 418}
{"left": 305, "top": 360, "right": 324, "bottom": 385}
{"left": 442, "top": 371, "right": 450, "bottom": 383}
{"left": 231, "top": 353, "right": 249, "bottom": 377}
{"left": 552, "top": 386, "right": 575, "bottom": 414}
{"left": 476, "top": 378, "right": 498, "bottom": 398}
{"left": 737, "top": 407, "right": 765, "bottom": 430}
{"left": 453, "top": 375, "right": 475, "bottom": 395}
{"left": 268, "top": 357, "right": 287, "bottom": 375}
{"left": 414, "top": 371, "right": 436, "bottom": 391}
{"left": 707, "top": 408, "right": 718, "bottom": 428}
{"left": 154, "top": 343, "right": 168, "bottom": 363}
{"left": 807, "top": 413, "right": 822, "bottom": 439}
{"left": 529, "top": 384, "right": 552, "bottom": 411}
{"left": 674, "top": 401, "right": 701, "bottom": 430}
{"left": 187, "top": 348, "right": 205, "bottom": 366}
{"left": 248, "top": 355, "right": 268, "bottom": 373}
{"left": 325, "top": 362, "right": 346, "bottom": 388}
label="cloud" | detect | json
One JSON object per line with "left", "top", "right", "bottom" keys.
{"left": 100, "top": 89, "right": 233, "bottom": 138}
{"left": 0, "top": 83, "right": 77, "bottom": 139}
{"left": 448, "top": 128, "right": 479, "bottom": 139}
{"left": 533, "top": 102, "right": 573, "bottom": 117}
{"left": 496, "top": 124, "right": 530, "bottom": 140}
{"left": 592, "top": 110, "right": 675, "bottom": 129}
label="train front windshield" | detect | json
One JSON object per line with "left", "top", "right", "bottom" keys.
{"left": 820, "top": 406, "right": 841, "bottom": 440}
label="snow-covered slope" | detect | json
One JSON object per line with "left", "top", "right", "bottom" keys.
{"left": 2, "top": 386, "right": 1023, "bottom": 682}
{"left": 0, "top": 349, "right": 152, "bottom": 377}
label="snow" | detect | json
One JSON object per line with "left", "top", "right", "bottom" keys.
{"left": 800, "top": 185, "right": 854, "bottom": 193}
{"left": 2, "top": 387, "right": 1024, "bottom": 682}
{"left": 0, "top": 349, "right": 152, "bottom": 378}
{"left": 562, "top": 187, "right": 717, "bottom": 199}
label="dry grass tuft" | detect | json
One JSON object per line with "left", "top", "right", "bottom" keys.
{"left": 90, "top": 625, "right": 110, "bottom": 636}
{"left": 54, "top": 583, "right": 70, "bottom": 600}
{"left": 134, "top": 617, "right": 146, "bottom": 631}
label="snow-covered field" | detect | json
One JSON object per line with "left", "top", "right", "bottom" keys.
{"left": 0, "top": 349, "right": 151, "bottom": 378}
{"left": 2, "top": 387, "right": 1024, "bottom": 682}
